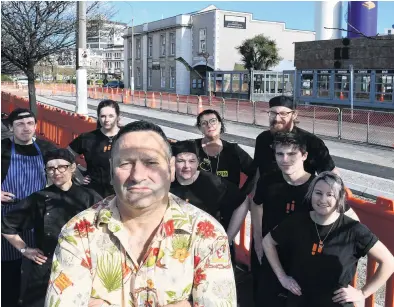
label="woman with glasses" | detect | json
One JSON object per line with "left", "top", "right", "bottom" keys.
{"left": 68, "top": 99, "right": 121, "bottom": 198}
{"left": 1, "top": 148, "right": 102, "bottom": 307}
{"left": 194, "top": 109, "right": 256, "bottom": 196}
{"left": 262, "top": 172, "right": 394, "bottom": 307}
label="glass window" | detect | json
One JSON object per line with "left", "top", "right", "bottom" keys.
{"left": 148, "top": 68, "right": 152, "bottom": 87}
{"left": 199, "top": 28, "right": 206, "bottom": 53}
{"left": 160, "top": 34, "right": 166, "bottom": 56}
{"left": 170, "top": 67, "right": 175, "bottom": 88}
{"left": 197, "top": 79, "right": 202, "bottom": 89}
{"left": 192, "top": 79, "right": 197, "bottom": 89}
{"left": 353, "top": 71, "right": 371, "bottom": 100}
{"left": 375, "top": 71, "right": 394, "bottom": 102}
{"left": 148, "top": 37, "right": 153, "bottom": 57}
{"left": 300, "top": 71, "right": 313, "bottom": 96}
{"left": 232, "top": 74, "right": 240, "bottom": 92}
{"left": 161, "top": 67, "right": 166, "bottom": 88}
{"left": 334, "top": 70, "right": 350, "bottom": 99}
{"left": 317, "top": 71, "right": 331, "bottom": 97}
{"left": 215, "top": 74, "right": 223, "bottom": 92}
{"left": 137, "top": 68, "right": 141, "bottom": 86}
{"left": 136, "top": 39, "right": 141, "bottom": 59}
{"left": 170, "top": 33, "right": 175, "bottom": 55}
{"left": 223, "top": 74, "right": 231, "bottom": 92}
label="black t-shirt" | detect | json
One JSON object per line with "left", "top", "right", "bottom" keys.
{"left": 1, "top": 138, "right": 57, "bottom": 183}
{"left": 194, "top": 138, "right": 256, "bottom": 195}
{"left": 271, "top": 213, "right": 378, "bottom": 307}
{"left": 255, "top": 171, "right": 316, "bottom": 236}
{"left": 170, "top": 171, "right": 246, "bottom": 228}
{"left": 254, "top": 126, "right": 335, "bottom": 178}
{"left": 1, "top": 183, "right": 102, "bottom": 257}
{"left": 69, "top": 129, "right": 115, "bottom": 196}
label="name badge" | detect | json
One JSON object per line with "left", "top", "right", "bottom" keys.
{"left": 216, "top": 170, "right": 228, "bottom": 177}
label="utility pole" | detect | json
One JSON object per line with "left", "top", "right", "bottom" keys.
{"left": 76, "top": 1, "right": 88, "bottom": 115}
{"left": 130, "top": 17, "right": 135, "bottom": 91}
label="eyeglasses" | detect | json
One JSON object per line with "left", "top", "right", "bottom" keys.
{"left": 200, "top": 118, "right": 218, "bottom": 127}
{"left": 45, "top": 165, "right": 71, "bottom": 174}
{"left": 267, "top": 111, "right": 294, "bottom": 118}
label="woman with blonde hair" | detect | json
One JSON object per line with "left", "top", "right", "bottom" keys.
{"left": 262, "top": 171, "right": 394, "bottom": 307}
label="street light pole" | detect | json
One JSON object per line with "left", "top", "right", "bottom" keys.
{"left": 76, "top": 1, "right": 88, "bottom": 115}
{"left": 130, "top": 17, "right": 134, "bottom": 91}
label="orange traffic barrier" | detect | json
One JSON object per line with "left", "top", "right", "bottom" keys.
{"left": 340, "top": 91, "right": 344, "bottom": 100}
{"left": 197, "top": 96, "right": 204, "bottom": 114}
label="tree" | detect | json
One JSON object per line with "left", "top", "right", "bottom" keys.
{"left": 236, "top": 34, "right": 282, "bottom": 98}
{"left": 1, "top": 1, "right": 114, "bottom": 115}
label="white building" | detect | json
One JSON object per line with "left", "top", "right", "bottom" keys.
{"left": 124, "top": 5, "right": 315, "bottom": 95}
{"left": 88, "top": 19, "right": 127, "bottom": 79}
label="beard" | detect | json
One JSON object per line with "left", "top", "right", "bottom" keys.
{"left": 270, "top": 119, "right": 293, "bottom": 133}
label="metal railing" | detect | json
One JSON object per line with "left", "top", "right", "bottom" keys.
{"left": 2, "top": 83, "right": 394, "bottom": 148}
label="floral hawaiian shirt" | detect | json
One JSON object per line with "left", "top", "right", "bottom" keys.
{"left": 45, "top": 193, "right": 237, "bottom": 307}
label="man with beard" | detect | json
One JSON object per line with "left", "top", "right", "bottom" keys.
{"left": 250, "top": 96, "right": 338, "bottom": 305}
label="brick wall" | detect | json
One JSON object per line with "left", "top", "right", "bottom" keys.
{"left": 294, "top": 35, "right": 394, "bottom": 69}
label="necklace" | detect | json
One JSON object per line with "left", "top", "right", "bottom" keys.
{"left": 311, "top": 216, "right": 337, "bottom": 256}
{"left": 200, "top": 141, "right": 221, "bottom": 174}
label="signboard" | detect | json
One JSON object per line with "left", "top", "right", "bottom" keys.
{"left": 355, "top": 70, "right": 371, "bottom": 74}
{"left": 224, "top": 15, "right": 246, "bottom": 29}
{"left": 78, "top": 48, "right": 90, "bottom": 67}
{"left": 336, "top": 70, "right": 350, "bottom": 74}
{"left": 317, "top": 70, "right": 332, "bottom": 74}
{"left": 376, "top": 70, "right": 394, "bottom": 74}
{"left": 301, "top": 70, "right": 314, "bottom": 74}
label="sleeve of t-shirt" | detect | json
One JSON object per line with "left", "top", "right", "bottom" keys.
{"left": 1, "top": 194, "right": 38, "bottom": 234}
{"left": 252, "top": 173, "right": 269, "bottom": 205}
{"left": 353, "top": 222, "right": 379, "bottom": 259}
{"left": 253, "top": 134, "right": 263, "bottom": 170}
{"left": 68, "top": 134, "right": 84, "bottom": 155}
{"left": 270, "top": 213, "right": 300, "bottom": 246}
{"left": 233, "top": 144, "right": 257, "bottom": 195}
{"left": 309, "top": 136, "right": 336, "bottom": 173}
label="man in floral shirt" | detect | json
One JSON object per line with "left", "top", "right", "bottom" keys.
{"left": 45, "top": 121, "right": 237, "bottom": 307}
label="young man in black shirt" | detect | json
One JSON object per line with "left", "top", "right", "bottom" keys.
{"left": 251, "top": 133, "right": 358, "bottom": 307}
{"left": 1, "top": 108, "right": 56, "bottom": 307}
{"left": 170, "top": 140, "right": 249, "bottom": 234}
{"left": 253, "top": 95, "right": 338, "bottom": 178}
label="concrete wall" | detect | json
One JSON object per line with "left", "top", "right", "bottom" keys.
{"left": 294, "top": 35, "right": 394, "bottom": 69}
{"left": 215, "top": 10, "right": 315, "bottom": 71}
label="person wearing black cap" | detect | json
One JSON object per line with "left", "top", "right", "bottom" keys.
{"left": 1, "top": 108, "right": 56, "bottom": 307}
{"left": 1, "top": 148, "right": 102, "bottom": 307}
{"left": 170, "top": 140, "right": 249, "bottom": 233}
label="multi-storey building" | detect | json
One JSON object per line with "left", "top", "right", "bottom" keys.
{"left": 123, "top": 5, "right": 315, "bottom": 95}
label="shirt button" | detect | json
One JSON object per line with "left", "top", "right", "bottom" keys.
{"left": 46, "top": 213, "right": 50, "bottom": 215}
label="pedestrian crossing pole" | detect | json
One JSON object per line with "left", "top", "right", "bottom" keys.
{"left": 76, "top": 1, "right": 88, "bottom": 115}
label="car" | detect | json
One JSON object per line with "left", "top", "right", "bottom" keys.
{"left": 103, "top": 80, "right": 124, "bottom": 89}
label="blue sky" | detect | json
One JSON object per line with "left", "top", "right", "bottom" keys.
{"left": 112, "top": 1, "right": 393, "bottom": 34}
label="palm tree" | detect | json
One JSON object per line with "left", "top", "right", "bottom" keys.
{"left": 236, "top": 34, "right": 282, "bottom": 98}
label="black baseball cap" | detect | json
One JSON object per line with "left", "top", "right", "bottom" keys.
{"left": 8, "top": 108, "right": 36, "bottom": 125}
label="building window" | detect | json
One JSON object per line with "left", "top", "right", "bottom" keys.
{"left": 170, "top": 33, "right": 175, "bottom": 55}
{"left": 136, "top": 38, "right": 141, "bottom": 59}
{"left": 148, "top": 68, "right": 152, "bottom": 87}
{"left": 115, "top": 53, "right": 120, "bottom": 59}
{"left": 148, "top": 37, "right": 153, "bottom": 57}
{"left": 160, "top": 67, "right": 166, "bottom": 88}
{"left": 389, "top": 29, "right": 392, "bottom": 35}
{"left": 160, "top": 34, "right": 166, "bottom": 56}
{"left": 137, "top": 67, "right": 141, "bottom": 86}
{"left": 170, "top": 67, "right": 175, "bottom": 88}
{"left": 199, "top": 28, "right": 206, "bottom": 53}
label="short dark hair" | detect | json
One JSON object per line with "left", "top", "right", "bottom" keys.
{"left": 96, "top": 99, "right": 120, "bottom": 129}
{"left": 112, "top": 120, "right": 172, "bottom": 158}
{"left": 196, "top": 109, "right": 225, "bottom": 134}
{"left": 272, "top": 132, "right": 307, "bottom": 155}
{"left": 8, "top": 108, "right": 36, "bottom": 126}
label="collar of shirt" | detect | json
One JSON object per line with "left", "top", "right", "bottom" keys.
{"left": 95, "top": 194, "right": 194, "bottom": 245}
